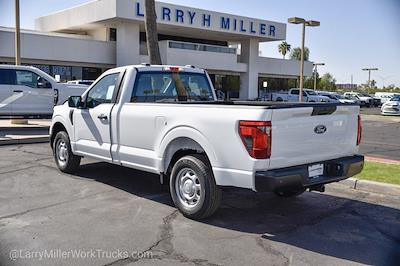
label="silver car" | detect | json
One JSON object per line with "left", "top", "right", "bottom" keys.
{"left": 381, "top": 96, "right": 400, "bottom": 115}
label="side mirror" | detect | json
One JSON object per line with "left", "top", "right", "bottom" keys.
{"left": 68, "top": 96, "right": 83, "bottom": 108}
{"left": 37, "top": 77, "right": 52, "bottom": 88}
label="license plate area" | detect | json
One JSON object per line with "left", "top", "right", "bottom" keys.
{"left": 308, "top": 163, "right": 324, "bottom": 178}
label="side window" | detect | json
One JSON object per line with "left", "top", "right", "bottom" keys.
{"left": 0, "top": 69, "right": 16, "bottom": 85}
{"left": 86, "top": 73, "right": 119, "bottom": 108}
{"left": 291, "top": 90, "right": 299, "bottom": 95}
{"left": 303, "top": 91, "right": 307, "bottom": 97}
{"left": 15, "top": 70, "right": 40, "bottom": 88}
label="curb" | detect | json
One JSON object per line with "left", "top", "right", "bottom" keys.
{"left": 365, "top": 156, "right": 400, "bottom": 165}
{"left": 339, "top": 178, "right": 400, "bottom": 197}
{"left": 0, "top": 136, "right": 49, "bottom": 146}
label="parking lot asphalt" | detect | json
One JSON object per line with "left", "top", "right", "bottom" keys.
{"left": 0, "top": 144, "right": 399, "bottom": 266}
{"left": 359, "top": 111, "right": 400, "bottom": 161}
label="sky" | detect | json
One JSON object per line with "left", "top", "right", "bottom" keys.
{"left": 0, "top": 0, "right": 399, "bottom": 87}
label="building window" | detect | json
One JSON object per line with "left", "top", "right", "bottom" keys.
{"left": 109, "top": 28, "right": 117, "bottom": 41}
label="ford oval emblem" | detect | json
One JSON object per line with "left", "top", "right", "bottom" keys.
{"left": 314, "top": 125, "right": 327, "bottom": 134}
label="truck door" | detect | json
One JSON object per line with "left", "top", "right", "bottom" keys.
{"left": 13, "top": 70, "right": 53, "bottom": 115}
{"left": 72, "top": 71, "right": 122, "bottom": 161}
{"left": 0, "top": 69, "right": 15, "bottom": 115}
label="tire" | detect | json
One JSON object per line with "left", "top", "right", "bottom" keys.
{"left": 169, "top": 154, "right": 222, "bottom": 220}
{"left": 276, "top": 97, "right": 283, "bottom": 102}
{"left": 274, "top": 187, "right": 306, "bottom": 198}
{"left": 53, "top": 131, "right": 81, "bottom": 173}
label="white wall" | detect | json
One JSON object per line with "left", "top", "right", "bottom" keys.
{"left": 116, "top": 23, "right": 140, "bottom": 66}
{"left": 257, "top": 57, "right": 313, "bottom": 77}
{"left": 0, "top": 29, "right": 116, "bottom": 66}
{"left": 159, "top": 41, "right": 247, "bottom": 72}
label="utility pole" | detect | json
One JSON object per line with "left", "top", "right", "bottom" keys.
{"left": 362, "top": 68, "right": 378, "bottom": 93}
{"left": 15, "top": 0, "right": 21, "bottom": 65}
{"left": 313, "top": 63, "right": 325, "bottom": 91}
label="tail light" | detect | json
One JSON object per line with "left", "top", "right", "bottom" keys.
{"left": 357, "top": 115, "right": 362, "bottom": 145}
{"left": 239, "top": 121, "right": 272, "bottom": 159}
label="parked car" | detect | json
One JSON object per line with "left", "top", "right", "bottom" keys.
{"left": 0, "top": 65, "right": 88, "bottom": 117}
{"left": 271, "top": 88, "right": 330, "bottom": 102}
{"left": 316, "top": 91, "right": 356, "bottom": 104}
{"left": 375, "top": 92, "right": 400, "bottom": 104}
{"left": 67, "top": 80, "right": 95, "bottom": 86}
{"left": 50, "top": 65, "right": 364, "bottom": 219}
{"left": 343, "top": 92, "right": 373, "bottom": 107}
{"left": 381, "top": 95, "right": 400, "bottom": 115}
{"left": 359, "top": 93, "right": 381, "bottom": 107}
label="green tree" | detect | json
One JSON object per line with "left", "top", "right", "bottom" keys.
{"left": 290, "top": 47, "right": 310, "bottom": 61}
{"left": 304, "top": 71, "right": 320, "bottom": 89}
{"left": 319, "top": 73, "right": 336, "bottom": 91}
{"left": 278, "top": 41, "right": 291, "bottom": 59}
{"left": 144, "top": 0, "right": 162, "bottom": 64}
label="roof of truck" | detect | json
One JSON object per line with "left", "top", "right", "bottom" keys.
{"left": 121, "top": 64, "right": 205, "bottom": 73}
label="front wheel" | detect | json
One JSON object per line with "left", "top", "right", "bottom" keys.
{"left": 169, "top": 154, "right": 222, "bottom": 220}
{"left": 53, "top": 131, "right": 81, "bottom": 173}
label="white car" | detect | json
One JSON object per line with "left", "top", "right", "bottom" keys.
{"left": 0, "top": 65, "right": 88, "bottom": 117}
{"left": 50, "top": 65, "right": 364, "bottom": 219}
{"left": 272, "top": 88, "right": 331, "bottom": 102}
{"left": 381, "top": 95, "right": 400, "bottom": 115}
{"left": 316, "top": 91, "right": 356, "bottom": 104}
{"left": 343, "top": 92, "right": 373, "bottom": 107}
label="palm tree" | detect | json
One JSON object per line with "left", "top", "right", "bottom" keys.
{"left": 290, "top": 47, "right": 310, "bottom": 61}
{"left": 278, "top": 41, "right": 291, "bottom": 59}
{"left": 144, "top": 0, "right": 162, "bottom": 64}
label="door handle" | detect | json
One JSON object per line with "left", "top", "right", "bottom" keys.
{"left": 13, "top": 90, "right": 23, "bottom": 93}
{"left": 97, "top": 114, "right": 108, "bottom": 120}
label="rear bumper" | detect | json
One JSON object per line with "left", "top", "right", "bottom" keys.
{"left": 255, "top": 155, "right": 364, "bottom": 192}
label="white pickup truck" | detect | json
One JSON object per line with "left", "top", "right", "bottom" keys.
{"left": 50, "top": 65, "right": 364, "bottom": 219}
{"left": 271, "top": 88, "right": 331, "bottom": 102}
{"left": 0, "top": 65, "right": 88, "bottom": 117}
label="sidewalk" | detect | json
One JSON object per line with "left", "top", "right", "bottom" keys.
{"left": 0, "top": 119, "right": 50, "bottom": 145}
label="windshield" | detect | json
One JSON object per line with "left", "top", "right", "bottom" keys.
{"left": 131, "top": 72, "right": 214, "bottom": 102}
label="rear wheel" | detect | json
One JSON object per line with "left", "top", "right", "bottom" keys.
{"left": 169, "top": 154, "right": 221, "bottom": 220}
{"left": 274, "top": 187, "right": 306, "bottom": 198}
{"left": 53, "top": 131, "right": 81, "bottom": 173}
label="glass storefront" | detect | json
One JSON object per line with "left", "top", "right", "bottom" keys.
{"left": 26, "top": 64, "right": 105, "bottom": 82}
{"left": 209, "top": 74, "right": 240, "bottom": 99}
{"left": 258, "top": 76, "right": 298, "bottom": 99}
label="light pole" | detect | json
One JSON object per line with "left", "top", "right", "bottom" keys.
{"left": 15, "top": 0, "right": 21, "bottom": 65}
{"left": 313, "top": 63, "right": 325, "bottom": 91}
{"left": 288, "top": 17, "right": 320, "bottom": 102}
{"left": 362, "top": 68, "right": 378, "bottom": 93}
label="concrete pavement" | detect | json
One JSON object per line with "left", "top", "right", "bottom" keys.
{"left": 0, "top": 120, "right": 50, "bottom": 145}
{"left": 0, "top": 144, "right": 399, "bottom": 266}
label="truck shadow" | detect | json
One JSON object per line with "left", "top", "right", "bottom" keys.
{"left": 75, "top": 161, "right": 400, "bottom": 266}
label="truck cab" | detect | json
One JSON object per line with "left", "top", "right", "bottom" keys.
{"left": 288, "top": 89, "right": 330, "bottom": 102}
{"left": 0, "top": 65, "right": 88, "bottom": 117}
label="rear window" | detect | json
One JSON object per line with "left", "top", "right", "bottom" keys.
{"left": 0, "top": 69, "right": 16, "bottom": 85}
{"left": 131, "top": 72, "right": 214, "bottom": 103}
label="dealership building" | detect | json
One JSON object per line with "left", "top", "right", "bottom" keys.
{"left": 0, "top": 0, "right": 313, "bottom": 99}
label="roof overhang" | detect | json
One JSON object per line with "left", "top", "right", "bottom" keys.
{"left": 35, "top": 0, "right": 286, "bottom": 42}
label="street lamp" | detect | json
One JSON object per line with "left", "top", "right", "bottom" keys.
{"left": 313, "top": 63, "right": 325, "bottom": 91}
{"left": 362, "top": 68, "right": 378, "bottom": 93}
{"left": 288, "top": 17, "right": 320, "bottom": 102}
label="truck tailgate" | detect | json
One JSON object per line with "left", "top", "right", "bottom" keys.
{"left": 269, "top": 105, "right": 360, "bottom": 169}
